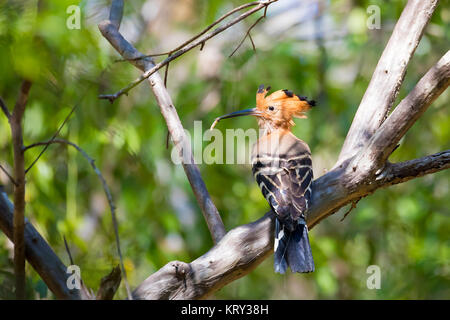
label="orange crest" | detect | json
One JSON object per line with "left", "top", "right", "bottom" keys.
{"left": 256, "top": 85, "right": 315, "bottom": 127}
{"left": 209, "top": 85, "right": 316, "bottom": 131}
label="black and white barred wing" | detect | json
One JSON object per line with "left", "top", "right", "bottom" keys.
{"left": 282, "top": 154, "right": 314, "bottom": 273}
{"left": 252, "top": 157, "right": 290, "bottom": 221}
{"left": 284, "top": 154, "right": 313, "bottom": 221}
{"left": 252, "top": 155, "right": 313, "bottom": 226}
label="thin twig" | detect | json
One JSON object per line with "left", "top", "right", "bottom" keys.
{"left": 165, "top": 131, "right": 170, "bottom": 149}
{"left": 164, "top": 53, "right": 171, "bottom": 87}
{"left": 0, "top": 164, "right": 18, "bottom": 186}
{"left": 114, "top": 52, "right": 170, "bottom": 63}
{"left": 116, "top": 1, "right": 264, "bottom": 63}
{"left": 25, "top": 103, "right": 79, "bottom": 174}
{"left": 229, "top": 15, "right": 265, "bottom": 57}
{"left": 340, "top": 198, "right": 361, "bottom": 222}
{"left": 63, "top": 235, "right": 74, "bottom": 266}
{"left": 99, "top": 0, "right": 278, "bottom": 102}
{"left": 24, "top": 138, "right": 132, "bottom": 300}
{"left": 248, "top": 32, "right": 256, "bottom": 52}
{"left": 0, "top": 96, "right": 11, "bottom": 119}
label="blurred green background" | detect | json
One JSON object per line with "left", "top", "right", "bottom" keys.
{"left": 0, "top": 0, "right": 448, "bottom": 299}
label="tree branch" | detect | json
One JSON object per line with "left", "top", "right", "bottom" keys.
{"left": 98, "top": 0, "right": 226, "bottom": 243}
{"left": 378, "top": 150, "right": 450, "bottom": 187}
{"left": 0, "top": 164, "right": 17, "bottom": 187}
{"left": 133, "top": 212, "right": 275, "bottom": 300}
{"left": 0, "top": 96, "right": 11, "bottom": 119}
{"left": 25, "top": 102, "right": 79, "bottom": 174}
{"left": 228, "top": 14, "right": 265, "bottom": 58}
{"left": 338, "top": 0, "right": 439, "bottom": 163}
{"left": 96, "top": 265, "right": 122, "bottom": 300}
{"left": 98, "top": 0, "right": 278, "bottom": 102}
{"left": 0, "top": 187, "right": 81, "bottom": 299}
{"left": 356, "top": 50, "right": 450, "bottom": 170}
{"left": 116, "top": 1, "right": 264, "bottom": 63}
{"left": 10, "top": 79, "right": 32, "bottom": 299}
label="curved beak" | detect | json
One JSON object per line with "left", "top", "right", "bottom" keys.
{"left": 210, "top": 108, "right": 262, "bottom": 130}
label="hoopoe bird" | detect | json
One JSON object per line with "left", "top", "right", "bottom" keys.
{"left": 211, "top": 85, "right": 316, "bottom": 273}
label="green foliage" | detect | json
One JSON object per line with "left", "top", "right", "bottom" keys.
{"left": 0, "top": 0, "right": 448, "bottom": 299}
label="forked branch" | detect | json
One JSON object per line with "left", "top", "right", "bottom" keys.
{"left": 338, "top": 0, "right": 440, "bottom": 163}
{"left": 99, "top": 0, "right": 278, "bottom": 102}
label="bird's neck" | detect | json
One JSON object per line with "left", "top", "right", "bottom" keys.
{"left": 258, "top": 118, "right": 292, "bottom": 136}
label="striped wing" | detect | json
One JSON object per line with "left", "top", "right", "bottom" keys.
{"left": 252, "top": 154, "right": 313, "bottom": 230}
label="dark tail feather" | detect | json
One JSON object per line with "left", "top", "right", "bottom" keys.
{"left": 274, "top": 219, "right": 288, "bottom": 274}
{"left": 274, "top": 219, "right": 314, "bottom": 274}
{"left": 287, "top": 222, "right": 314, "bottom": 273}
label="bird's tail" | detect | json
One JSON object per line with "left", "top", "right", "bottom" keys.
{"left": 274, "top": 218, "right": 314, "bottom": 274}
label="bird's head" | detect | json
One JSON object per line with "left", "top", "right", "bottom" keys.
{"left": 211, "top": 84, "right": 315, "bottom": 132}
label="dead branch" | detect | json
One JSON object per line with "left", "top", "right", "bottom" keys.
{"left": 338, "top": 0, "right": 439, "bottom": 163}
{"left": 98, "top": 0, "right": 278, "bottom": 102}
{"left": 117, "top": 1, "right": 264, "bottom": 63}
{"left": 133, "top": 212, "right": 275, "bottom": 300}
{"left": 356, "top": 50, "right": 450, "bottom": 170}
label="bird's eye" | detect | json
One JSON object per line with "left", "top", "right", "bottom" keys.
{"left": 268, "top": 106, "right": 275, "bottom": 111}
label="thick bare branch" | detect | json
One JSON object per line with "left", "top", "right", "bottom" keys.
{"left": 356, "top": 50, "right": 450, "bottom": 169}
{"left": 10, "top": 79, "right": 32, "bottom": 299}
{"left": 133, "top": 212, "right": 275, "bottom": 300}
{"left": 109, "top": 0, "right": 123, "bottom": 30}
{"left": 379, "top": 150, "right": 450, "bottom": 186}
{"left": 338, "top": 0, "right": 439, "bottom": 163}
{"left": 0, "top": 188, "right": 81, "bottom": 299}
{"left": 98, "top": 1, "right": 226, "bottom": 243}
{"left": 96, "top": 265, "right": 121, "bottom": 300}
